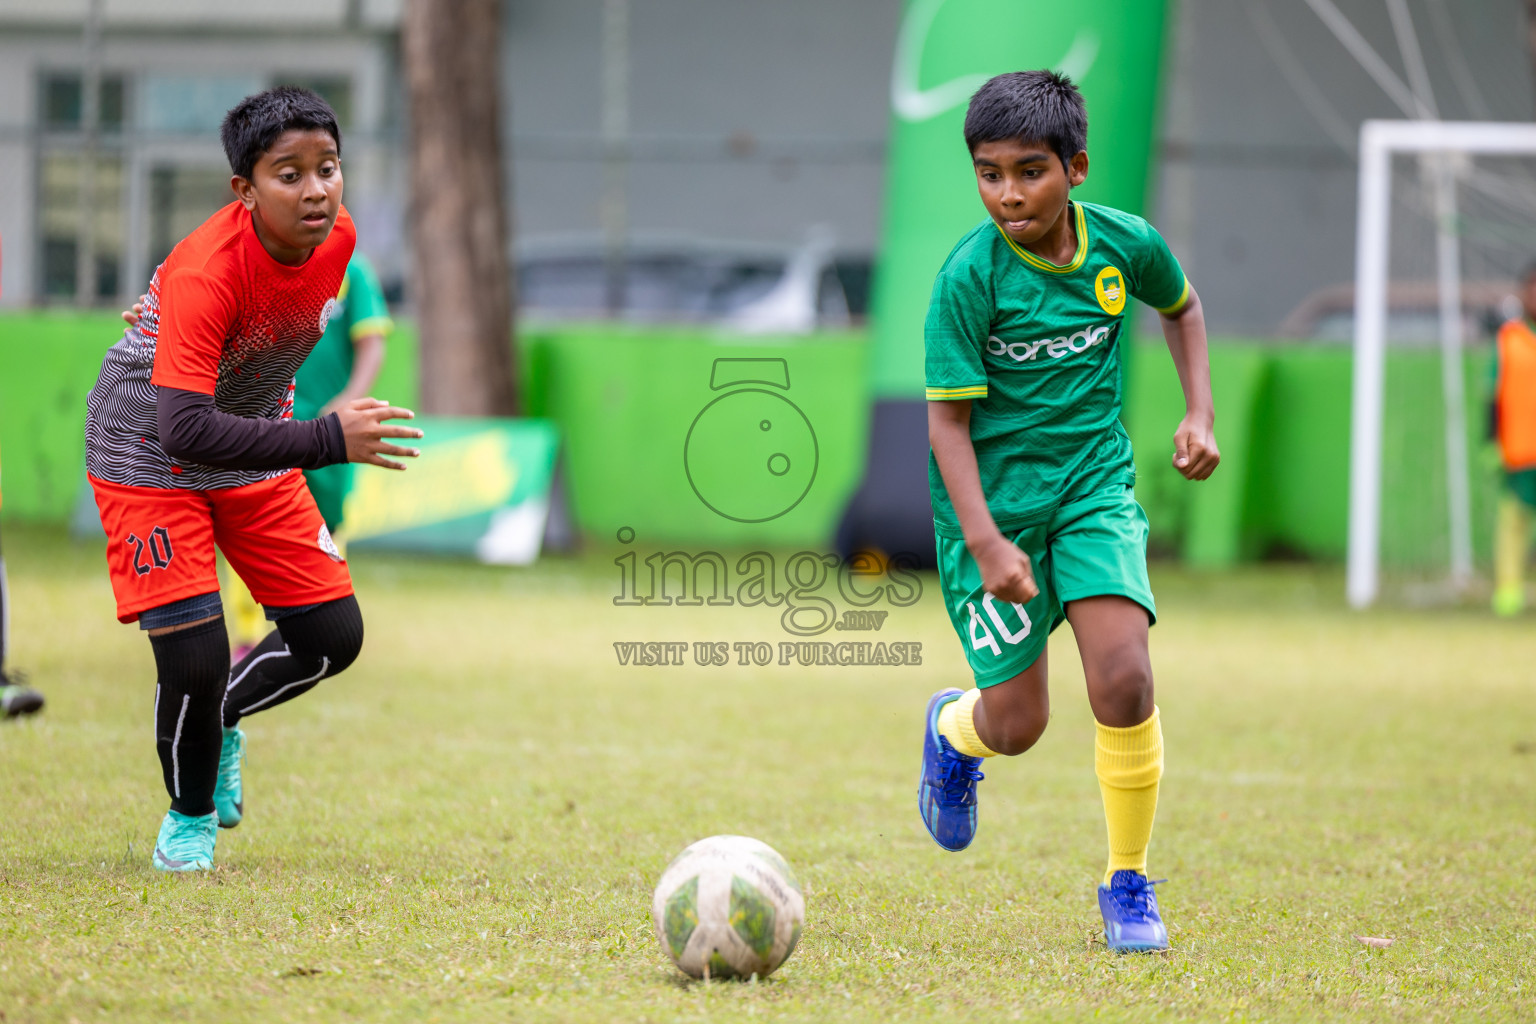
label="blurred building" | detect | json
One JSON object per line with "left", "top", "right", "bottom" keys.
{"left": 0, "top": 0, "right": 1531, "bottom": 337}
{"left": 1160, "top": 0, "right": 1535, "bottom": 337}
{"left": 0, "top": 0, "right": 405, "bottom": 307}
{"left": 0, "top": 0, "right": 896, "bottom": 316}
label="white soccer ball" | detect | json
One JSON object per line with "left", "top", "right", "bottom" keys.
{"left": 651, "top": 835, "right": 805, "bottom": 979}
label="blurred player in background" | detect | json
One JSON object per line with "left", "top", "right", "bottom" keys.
{"left": 1490, "top": 263, "right": 1536, "bottom": 616}
{"left": 1, "top": 450, "right": 45, "bottom": 719}
{"left": 917, "top": 71, "right": 1218, "bottom": 953}
{"left": 0, "top": 237, "right": 44, "bottom": 720}
{"left": 223, "top": 254, "right": 392, "bottom": 656}
{"left": 85, "top": 87, "right": 421, "bottom": 873}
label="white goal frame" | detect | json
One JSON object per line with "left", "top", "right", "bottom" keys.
{"left": 1348, "top": 120, "right": 1536, "bottom": 608}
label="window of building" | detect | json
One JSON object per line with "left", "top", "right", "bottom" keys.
{"left": 148, "top": 165, "right": 236, "bottom": 272}
{"left": 39, "top": 72, "right": 127, "bottom": 132}
{"left": 138, "top": 74, "right": 265, "bottom": 134}
{"left": 272, "top": 76, "right": 353, "bottom": 130}
{"left": 38, "top": 153, "right": 124, "bottom": 301}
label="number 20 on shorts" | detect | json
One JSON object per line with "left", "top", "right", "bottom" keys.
{"left": 967, "top": 592, "right": 1032, "bottom": 656}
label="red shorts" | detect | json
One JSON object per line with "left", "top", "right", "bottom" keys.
{"left": 89, "top": 470, "right": 354, "bottom": 624}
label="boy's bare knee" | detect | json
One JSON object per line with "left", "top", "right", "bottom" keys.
{"left": 983, "top": 705, "right": 1049, "bottom": 756}
{"left": 1090, "top": 655, "right": 1154, "bottom": 726}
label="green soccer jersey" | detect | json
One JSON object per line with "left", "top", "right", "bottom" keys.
{"left": 293, "top": 253, "right": 393, "bottom": 421}
{"left": 924, "top": 201, "right": 1189, "bottom": 537}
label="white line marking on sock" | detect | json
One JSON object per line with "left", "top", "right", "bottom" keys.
{"left": 171, "top": 694, "right": 190, "bottom": 797}
{"left": 238, "top": 656, "right": 329, "bottom": 716}
{"left": 226, "top": 645, "right": 291, "bottom": 693}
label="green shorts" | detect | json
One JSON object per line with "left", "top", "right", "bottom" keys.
{"left": 303, "top": 462, "right": 355, "bottom": 533}
{"left": 936, "top": 485, "right": 1156, "bottom": 688}
{"left": 1508, "top": 468, "right": 1536, "bottom": 510}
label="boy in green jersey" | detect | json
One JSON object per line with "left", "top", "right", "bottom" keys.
{"left": 916, "top": 71, "right": 1219, "bottom": 953}
{"left": 292, "top": 252, "right": 392, "bottom": 533}
{"left": 225, "top": 252, "right": 390, "bottom": 652}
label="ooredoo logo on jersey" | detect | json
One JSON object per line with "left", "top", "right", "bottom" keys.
{"left": 985, "top": 323, "right": 1114, "bottom": 364}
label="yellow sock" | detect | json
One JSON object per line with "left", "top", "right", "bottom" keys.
{"left": 1095, "top": 706, "right": 1164, "bottom": 885}
{"left": 936, "top": 689, "right": 997, "bottom": 758}
{"left": 220, "top": 556, "right": 266, "bottom": 648}
{"left": 1493, "top": 495, "right": 1531, "bottom": 615}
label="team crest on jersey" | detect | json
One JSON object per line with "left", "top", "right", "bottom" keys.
{"left": 1095, "top": 266, "right": 1126, "bottom": 316}
{"left": 318, "top": 524, "right": 343, "bottom": 562}
{"left": 318, "top": 297, "right": 339, "bottom": 334}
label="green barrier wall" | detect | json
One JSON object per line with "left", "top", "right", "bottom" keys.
{"left": 0, "top": 312, "right": 419, "bottom": 522}
{"left": 1126, "top": 340, "right": 1500, "bottom": 570}
{"left": 0, "top": 315, "right": 868, "bottom": 548}
{"left": 520, "top": 326, "right": 871, "bottom": 546}
{"left": 0, "top": 313, "right": 1504, "bottom": 569}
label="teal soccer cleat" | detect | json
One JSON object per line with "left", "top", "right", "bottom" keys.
{"left": 1098, "top": 871, "right": 1170, "bottom": 952}
{"left": 214, "top": 726, "right": 245, "bottom": 829}
{"left": 0, "top": 673, "right": 44, "bottom": 718}
{"left": 152, "top": 809, "right": 217, "bottom": 872}
{"left": 0, "top": 683, "right": 44, "bottom": 718}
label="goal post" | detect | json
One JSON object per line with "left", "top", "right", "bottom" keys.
{"left": 1348, "top": 120, "right": 1536, "bottom": 609}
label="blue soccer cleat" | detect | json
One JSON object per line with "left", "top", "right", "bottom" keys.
{"left": 152, "top": 809, "right": 218, "bottom": 873}
{"left": 214, "top": 726, "right": 245, "bottom": 829}
{"left": 1098, "top": 870, "right": 1170, "bottom": 952}
{"left": 918, "top": 687, "right": 985, "bottom": 851}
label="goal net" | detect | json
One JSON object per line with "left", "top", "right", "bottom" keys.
{"left": 1348, "top": 120, "right": 1536, "bottom": 607}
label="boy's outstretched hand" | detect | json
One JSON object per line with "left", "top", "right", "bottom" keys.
{"left": 1172, "top": 412, "right": 1220, "bottom": 481}
{"left": 971, "top": 533, "right": 1040, "bottom": 606}
{"left": 337, "top": 398, "right": 423, "bottom": 470}
{"left": 122, "top": 296, "right": 146, "bottom": 327}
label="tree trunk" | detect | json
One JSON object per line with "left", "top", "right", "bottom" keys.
{"left": 402, "top": 0, "right": 518, "bottom": 416}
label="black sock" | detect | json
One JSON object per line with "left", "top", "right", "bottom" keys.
{"left": 1, "top": 533, "right": 11, "bottom": 677}
{"left": 224, "top": 595, "right": 363, "bottom": 728}
{"left": 149, "top": 617, "right": 229, "bottom": 817}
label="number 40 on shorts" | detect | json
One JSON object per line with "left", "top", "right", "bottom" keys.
{"left": 967, "top": 592, "right": 1032, "bottom": 657}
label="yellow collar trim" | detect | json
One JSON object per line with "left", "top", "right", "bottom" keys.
{"left": 995, "top": 202, "right": 1088, "bottom": 274}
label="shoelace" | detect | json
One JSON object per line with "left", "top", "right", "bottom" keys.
{"left": 1107, "top": 875, "right": 1167, "bottom": 922}
{"left": 165, "top": 816, "right": 217, "bottom": 859}
{"left": 937, "top": 749, "right": 984, "bottom": 805}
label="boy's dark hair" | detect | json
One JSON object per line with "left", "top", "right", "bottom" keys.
{"left": 964, "top": 70, "right": 1087, "bottom": 168}
{"left": 220, "top": 86, "right": 341, "bottom": 180}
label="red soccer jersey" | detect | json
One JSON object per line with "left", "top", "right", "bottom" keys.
{"left": 86, "top": 202, "right": 356, "bottom": 490}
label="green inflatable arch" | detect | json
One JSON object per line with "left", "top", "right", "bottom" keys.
{"left": 870, "top": 0, "right": 1171, "bottom": 397}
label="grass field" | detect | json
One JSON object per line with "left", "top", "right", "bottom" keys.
{"left": 1, "top": 523, "right": 1533, "bottom": 1022}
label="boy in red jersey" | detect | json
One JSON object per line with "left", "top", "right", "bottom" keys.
{"left": 85, "top": 87, "right": 422, "bottom": 872}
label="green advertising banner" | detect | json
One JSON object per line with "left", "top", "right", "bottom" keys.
{"left": 345, "top": 417, "right": 560, "bottom": 564}
{"left": 870, "top": 0, "right": 1171, "bottom": 397}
